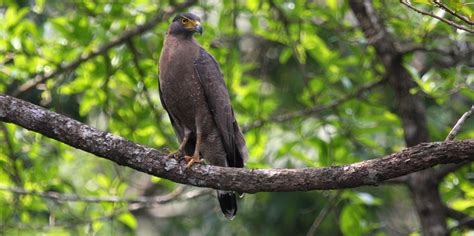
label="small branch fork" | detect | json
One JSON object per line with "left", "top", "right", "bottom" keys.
{"left": 385, "top": 105, "right": 474, "bottom": 186}
{"left": 446, "top": 105, "right": 474, "bottom": 142}
{"left": 431, "top": 105, "right": 474, "bottom": 181}
{"left": 400, "top": 0, "right": 474, "bottom": 34}
{"left": 432, "top": 0, "right": 473, "bottom": 26}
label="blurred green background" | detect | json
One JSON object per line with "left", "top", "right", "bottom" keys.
{"left": 0, "top": 0, "right": 473, "bottom": 235}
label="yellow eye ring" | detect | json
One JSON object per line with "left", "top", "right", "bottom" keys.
{"left": 181, "top": 18, "right": 189, "bottom": 24}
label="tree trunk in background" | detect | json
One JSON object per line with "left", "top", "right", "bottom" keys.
{"left": 348, "top": 1, "right": 448, "bottom": 235}
{"left": 409, "top": 171, "right": 448, "bottom": 235}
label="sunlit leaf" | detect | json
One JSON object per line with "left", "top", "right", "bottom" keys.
{"left": 119, "top": 212, "right": 138, "bottom": 229}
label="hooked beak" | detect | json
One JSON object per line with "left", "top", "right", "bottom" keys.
{"left": 194, "top": 22, "right": 203, "bottom": 35}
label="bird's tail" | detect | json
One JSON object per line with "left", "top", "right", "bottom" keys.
{"left": 217, "top": 190, "right": 237, "bottom": 220}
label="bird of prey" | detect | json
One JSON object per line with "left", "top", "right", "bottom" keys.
{"left": 158, "top": 12, "right": 248, "bottom": 219}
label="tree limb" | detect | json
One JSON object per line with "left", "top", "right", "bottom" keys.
{"left": 1, "top": 94, "right": 473, "bottom": 193}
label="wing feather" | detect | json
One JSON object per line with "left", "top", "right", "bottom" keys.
{"left": 193, "top": 48, "right": 247, "bottom": 167}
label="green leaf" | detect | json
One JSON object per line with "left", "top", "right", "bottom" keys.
{"left": 303, "top": 32, "right": 334, "bottom": 64}
{"left": 118, "top": 212, "right": 138, "bottom": 229}
{"left": 5, "top": 7, "right": 29, "bottom": 30}
{"left": 326, "top": 0, "right": 338, "bottom": 11}
{"left": 279, "top": 47, "right": 293, "bottom": 64}
{"left": 451, "top": 199, "right": 474, "bottom": 211}
{"left": 413, "top": 0, "right": 432, "bottom": 5}
{"left": 340, "top": 204, "right": 365, "bottom": 236}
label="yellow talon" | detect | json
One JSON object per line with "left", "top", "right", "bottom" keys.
{"left": 185, "top": 155, "right": 202, "bottom": 168}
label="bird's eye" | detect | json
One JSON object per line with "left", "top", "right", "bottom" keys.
{"left": 181, "top": 18, "right": 189, "bottom": 24}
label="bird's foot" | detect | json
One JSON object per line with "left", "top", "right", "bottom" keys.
{"left": 184, "top": 155, "right": 202, "bottom": 168}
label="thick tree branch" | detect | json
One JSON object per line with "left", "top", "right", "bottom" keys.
{"left": 11, "top": 0, "right": 197, "bottom": 97}
{"left": 1, "top": 94, "right": 473, "bottom": 193}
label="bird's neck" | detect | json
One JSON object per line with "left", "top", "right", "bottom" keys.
{"left": 166, "top": 31, "right": 195, "bottom": 41}
{"left": 164, "top": 34, "right": 199, "bottom": 50}
{"left": 161, "top": 34, "right": 200, "bottom": 62}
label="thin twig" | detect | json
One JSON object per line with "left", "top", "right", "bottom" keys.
{"left": 384, "top": 175, "right": 409, "bottom": 184}
{"left": 306, "top": 191, "right": 342, "bottom": 236}
{"left": 445, "top": 204, "right": 474, "bottom": 232}
{"left": 125, "top": 39, "right": 175, "bottom": 143}
{"left": 0, "top": 185, "right": 185, "bottom": 204}
{"left": 11, "top": 0, "right": 198, "bottom": 97}
{"left": 243, "top": 79, "right": 384, "bottom": 132}
{"left": 433, "top": 105, "right": 474, "bottom": 180}
{"left": 433, "top": 0, "right": 473, "bottom": 26}
{"left": 396, "top": 43, "right": 456, "bottom": 55}
{"left": 101, "top": 52, "right": 114, "bottom": 117}
{"left": 268, "top": 0, "right": 305, "bottom": 68}
{"left": 0, "top": 123, "right": 23, "bottom": 187}
{"left": 0, "top": 188, "right": 209, "bottom": 231}
{"left": 0, "top": 209, "right": 127, "bottom": 231}
{"left": 400, "top": 1, "right": 474, "bottom": 34}
{"left": 446, "top": 105, "right": 474, "bottom": 141}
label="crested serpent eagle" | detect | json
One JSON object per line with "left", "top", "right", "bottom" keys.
{"left": 158, "top": 13, "right": 248, "bottom": 219}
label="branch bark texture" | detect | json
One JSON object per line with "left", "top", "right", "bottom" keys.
{"left": 1, "top": 94, "right": 473, "bottom": 193}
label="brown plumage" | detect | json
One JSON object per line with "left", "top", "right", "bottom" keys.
{"left": 158, "top": 13, "right": 248, "bottom": 219}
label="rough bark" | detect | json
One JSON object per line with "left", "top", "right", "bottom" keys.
{"left": 348, "top": 1, "right": 464, "bottom": 235}
{"left": 1, "top": 94, "right": 473, "bottom": 194}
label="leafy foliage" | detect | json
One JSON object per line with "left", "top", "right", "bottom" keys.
{"left": 0, "top": 0, "right": 472, "bottom": 235}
